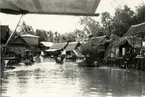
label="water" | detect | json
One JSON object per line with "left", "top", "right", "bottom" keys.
{"left": 1, "top": 61, "right": 145, "bottom": 97}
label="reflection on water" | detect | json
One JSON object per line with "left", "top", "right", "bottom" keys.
{"left": 1, "top": 61, "right": 145, "bottom": 97}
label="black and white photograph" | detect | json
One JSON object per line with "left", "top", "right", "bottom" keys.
{"left": 0, "top": 0, "right": 145, "bottom": 97}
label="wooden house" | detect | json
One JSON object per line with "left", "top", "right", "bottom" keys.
{"left": 8, "top": 35, "right": 28, "bottom": 57}
{"left": 84, "top": 35, "right": 110, "bottom": 59}
{"left": 105, "top": 22, "right": 145, "bottom": 58}
{"left": 105, "top": 37, "right": 142, "bottom": 58}
{"left": 45, "top": 42, "right": 68, "bottom": 57}
{"left": 21, "top": 34, "right": 40, "bottom": 55}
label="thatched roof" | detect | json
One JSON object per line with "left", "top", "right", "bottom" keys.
{"left": 124, "top": 22, "right": 145, "bottom": 37}
{"left": 65, "top": 42, "right": 80, "bottom": 51}
{"left": 110, "top": 37, "right": 144, "bottom": 48}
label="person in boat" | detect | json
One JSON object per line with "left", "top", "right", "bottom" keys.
{"left": 24, "top": 52, "right": 34, "bottom": 65}
{"left": 28, "top": 52, "right": 34, "bottom": 62}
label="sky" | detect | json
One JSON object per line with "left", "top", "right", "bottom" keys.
{"left": 0, "top": 0, "right": 145, "bottom": 34}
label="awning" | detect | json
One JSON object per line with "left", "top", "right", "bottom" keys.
{"left": 0, "top": 0, "right": 101, "bottom": 15}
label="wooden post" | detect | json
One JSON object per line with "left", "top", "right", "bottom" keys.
{"left": 140, "top": 32, "right": 144, "bottom": 71}
{"left": 1, "top": 46, "right": 5, "bottom": 78}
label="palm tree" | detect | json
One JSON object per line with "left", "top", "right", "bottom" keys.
{"left": 18, "top": 21, "right": 35, "bottom": 35}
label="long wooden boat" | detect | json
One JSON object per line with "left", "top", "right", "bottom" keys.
{"left": 77, "top": 60, "right": 99, "bottom": 67}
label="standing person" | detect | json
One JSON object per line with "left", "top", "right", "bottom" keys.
{"left": 61, "top": 50, "right": 66, "bottom": 61}
{"left": 40, "top": 51, "right": 44, "bottom": 62}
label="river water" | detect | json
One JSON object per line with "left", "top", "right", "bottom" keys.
{"left": 1, "top": 60, "right": 145, "bottom": 97}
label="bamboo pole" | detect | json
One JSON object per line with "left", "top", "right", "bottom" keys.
{"left": 5, "top": 14, "right": 23, "bottom": 46}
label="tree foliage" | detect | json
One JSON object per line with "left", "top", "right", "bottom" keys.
{"left": 18, "top": 21, "right": 35, "bottom": 35}
{"left": 59, "top": 32, "right": 76, "bottom": 42}
{"left": 112, "top": 5, "right": 138, "bottom": 36}
{"left": 80, "top": 17, "right": 105, "bottom": 37}
{"left": 136, "top": 4, "right": 145, "bottom": 23}
{"left": 36, "top": 29, "right": 48, "bottom": 42}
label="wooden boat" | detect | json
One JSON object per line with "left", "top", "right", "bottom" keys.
{"left": 24, "top": 59, "right": 34, "bottom": 66}
{"left": 78, "top": 60, "right": 99, "bottom": 67}
{"left": 54, "top": 56, "right": 64, "bottom": 64}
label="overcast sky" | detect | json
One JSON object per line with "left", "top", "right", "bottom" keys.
{"left": 0, "top": 0, "right": 144, "bottom": 34}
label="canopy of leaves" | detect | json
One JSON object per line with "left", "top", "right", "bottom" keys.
{"left": 80, "top": 17, "right": 105, "bottom": 37}
{"left": 18, "top": 21, "right": 35, "bottom": 35}
{"left": 112, "top": 5, "right": 138, "bottom": 37}
{"left": 36, "top": 29, "right": 48, "bottom": 42}
{"left": 136, "top": 4, "right": 145, "bottom": 23}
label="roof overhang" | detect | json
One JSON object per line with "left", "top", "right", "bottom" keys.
{"left": 0, "top": 0, "right": 101, "bottom": 16}
{"left": 124, "top": 22, "right": 145, "bottom": 37}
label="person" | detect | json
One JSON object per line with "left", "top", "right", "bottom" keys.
{"left": 61, "top": 50, "right": 66, "bottom": 61}
{"left": 27, "top": 52, "right": 34, "bottom": 63}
